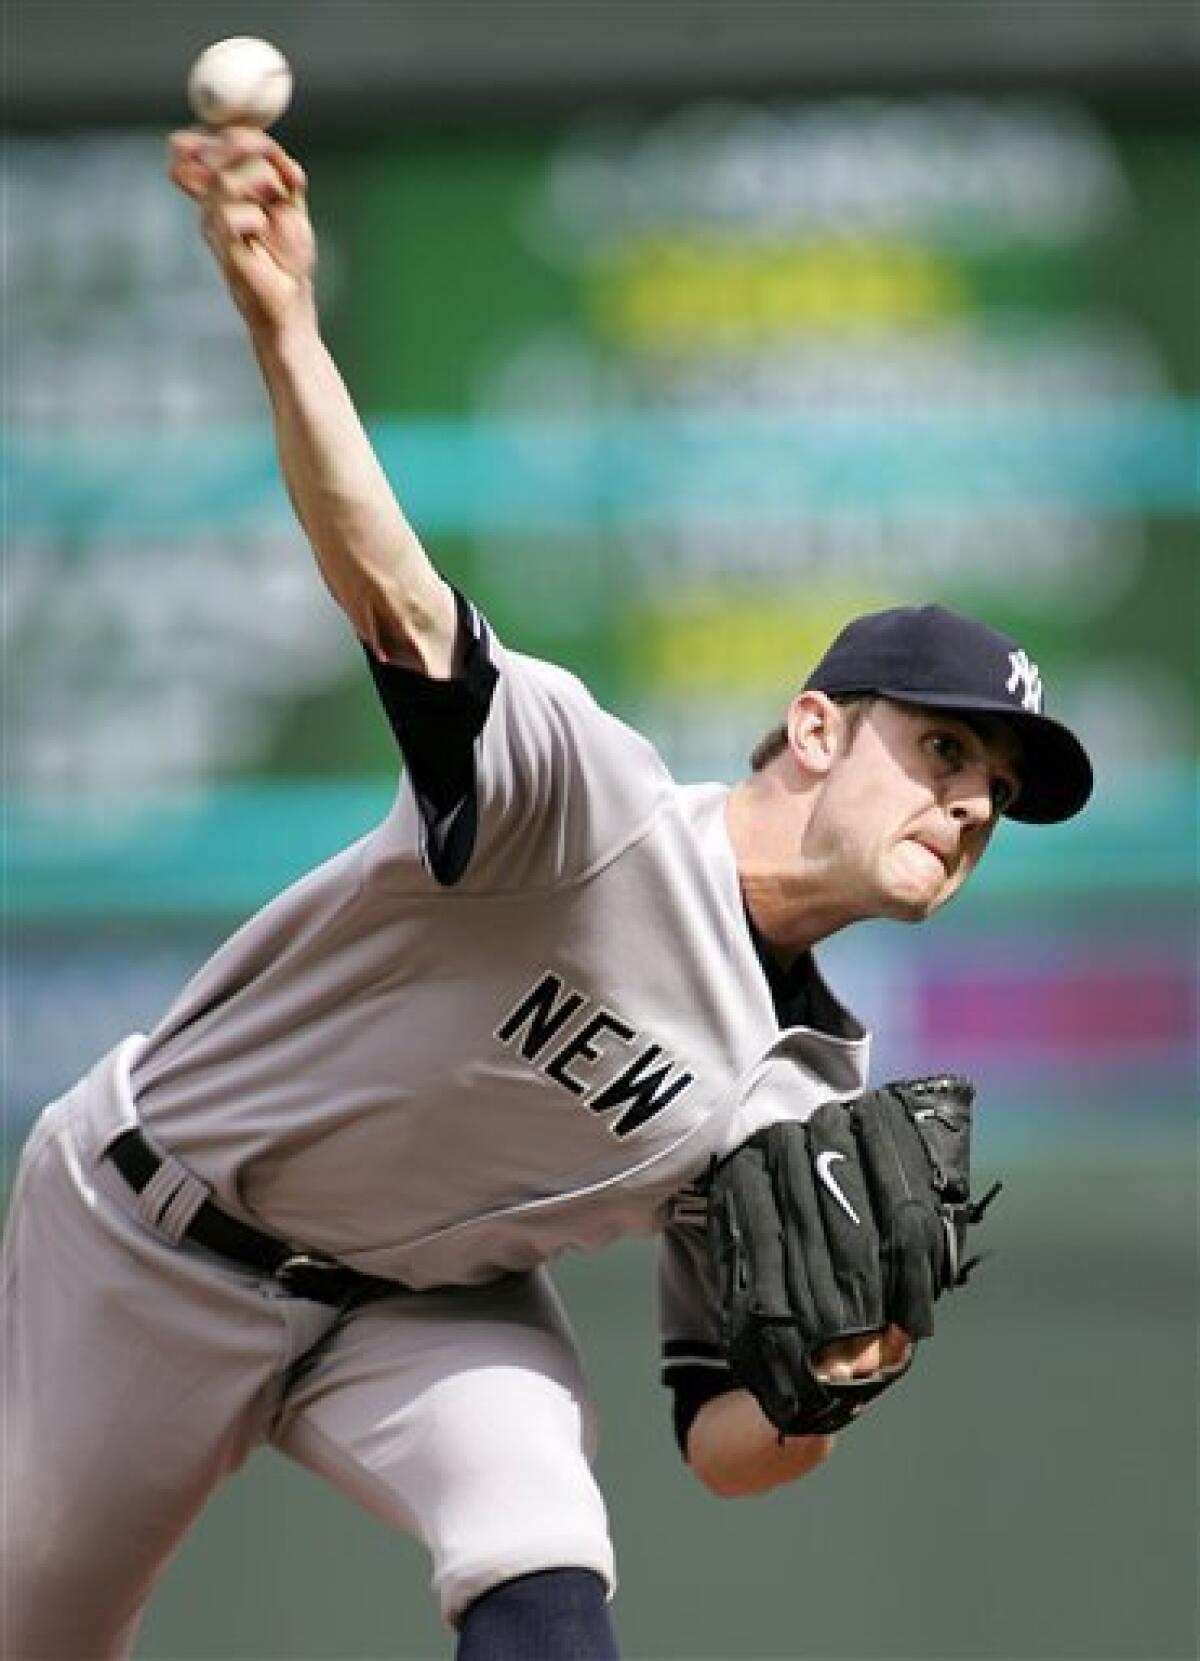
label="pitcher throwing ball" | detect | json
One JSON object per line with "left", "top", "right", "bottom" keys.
{"left": 2, "top": 127, "right": 1093, "bottom": 1661}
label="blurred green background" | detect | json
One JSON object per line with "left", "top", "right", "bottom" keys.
{"left": 5, "top": 4, "right": 1197, "bottom": 1656}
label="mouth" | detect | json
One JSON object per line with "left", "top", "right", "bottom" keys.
{"left": 908, "top": 836, "right": 953, "bottom": 876}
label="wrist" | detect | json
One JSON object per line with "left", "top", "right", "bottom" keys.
{"left": 247, "top": 290, "right": 321, "bottom": 367}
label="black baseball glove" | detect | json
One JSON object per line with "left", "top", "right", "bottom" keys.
{"left": 706, "top": 1075, "right": 1000, "bottom": 1437}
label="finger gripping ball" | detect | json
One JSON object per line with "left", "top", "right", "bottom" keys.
{"left": 188, "top": 37, "right": 293, "bottom": 129}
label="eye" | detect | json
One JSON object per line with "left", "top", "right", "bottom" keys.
{"left": 923, "top": 731, "right": 965, "bottom": 769}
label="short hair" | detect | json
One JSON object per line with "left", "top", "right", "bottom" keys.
{"left": 748, "top": 694, "right": 874, "bottom": 772}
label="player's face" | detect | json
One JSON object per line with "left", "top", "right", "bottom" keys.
{"left": 815, "top": 701, "right": 1022, "bottom": 922}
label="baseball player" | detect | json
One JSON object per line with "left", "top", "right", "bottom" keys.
{"left": 1, "top": 129, "right": 1093, "bottom": 1661}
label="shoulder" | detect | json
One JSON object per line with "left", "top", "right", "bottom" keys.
{"left": 489, "top": 639, "right": 675, "bottom": 793}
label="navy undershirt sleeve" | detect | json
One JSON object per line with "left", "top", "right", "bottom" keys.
{"left": 363, "top": 590, "right": 499, "bottom": 884}
{"left": 668, "top": 1363, "right": 739, "bottom": 1458}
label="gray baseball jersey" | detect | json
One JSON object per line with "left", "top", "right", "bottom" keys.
{"left": 5, "top": 596, "right": 874, "bottom": 1653}
{"left": 127, "top": 595, "right": 869, "bottom": 1319}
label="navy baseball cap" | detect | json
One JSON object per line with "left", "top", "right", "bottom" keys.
{"left": 804, "top": 605, "right": 1093, "bottom": 824}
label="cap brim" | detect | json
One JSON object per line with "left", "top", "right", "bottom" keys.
{"left": 870, "top": 689, "right": 1094, "bottom": 824}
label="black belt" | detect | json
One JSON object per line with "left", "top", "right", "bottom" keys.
{"left": 107, "top": 1129, "right": 398, "bottom": 1308}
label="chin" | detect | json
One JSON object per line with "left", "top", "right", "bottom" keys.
{"left": 879, "top": 875, "right": 952, "bottom": 922}
{"left": 884, "top": 893, "right": 942, "bottom": 924}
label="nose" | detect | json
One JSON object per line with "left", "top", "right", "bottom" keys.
{"left": 946, "top": 769, "right": 994, "bottom": 829}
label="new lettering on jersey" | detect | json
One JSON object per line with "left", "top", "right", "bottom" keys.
{"left": 496, "top": 971, "right": 696, "bottom": 1137}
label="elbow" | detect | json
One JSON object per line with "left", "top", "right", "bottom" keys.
{"left": 688, "top": 1428, "right": 839, "bottom": 1500}
{"left": 681, "top": 1389, "right": 838, "bottom": 1498}
{"left": 357, "top": 607, "right": 410, "bottom": 669}
{"left": 348, "top": 578, "right": 413, "bottom": 665}
{"left": 691, "top": 1461, "right": 760, "bottom": 1501}
{"left": 360, "top": 573, "right": 457, "bottom": 677}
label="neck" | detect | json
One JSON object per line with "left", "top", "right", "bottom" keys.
{"left": 739, "top": 869, "right": 861, "bottom": 960}
{"left": 725, "top": 775, "right": 868, "bottom": 960}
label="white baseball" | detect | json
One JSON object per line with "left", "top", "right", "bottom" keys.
{"left": 187, "top": 37, "right": 293, "bottom": 129}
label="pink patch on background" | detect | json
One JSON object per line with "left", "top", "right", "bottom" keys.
{"left": 917, "top": 960, "right": 1194, "bottom": 1056}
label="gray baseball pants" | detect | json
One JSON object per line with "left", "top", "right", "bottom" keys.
{"left": 1, "top": 1045, "right": 615, "bottom": 1659}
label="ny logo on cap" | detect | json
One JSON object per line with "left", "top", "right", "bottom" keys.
{"left": 1006, "top": 649, "right": 1043, "bottom": 713}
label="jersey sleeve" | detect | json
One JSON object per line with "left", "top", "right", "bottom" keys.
{"left": 365, "top": 591, "right": 499, "bottom": 885}
{"left": 658, "top": 1187, "right": 738, "bottom": 1458}
{"left": 368, "top": 591, "right": 673, "bottom": 893}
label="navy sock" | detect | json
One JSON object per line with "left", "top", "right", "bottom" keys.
{"left": 455, "top": 1567, "right": 619, "bottom": 1661}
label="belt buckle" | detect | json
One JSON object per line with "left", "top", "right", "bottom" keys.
{"left": 275, "top": 1252, "right": 344, "bottom": 1300}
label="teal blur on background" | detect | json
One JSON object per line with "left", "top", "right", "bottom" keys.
{"left": 4, "top": 82, "right": 1196, "bottom": 1661}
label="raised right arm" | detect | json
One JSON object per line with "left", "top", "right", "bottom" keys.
{"left": 168, "top": 127, "right": 457, "bottom": 677}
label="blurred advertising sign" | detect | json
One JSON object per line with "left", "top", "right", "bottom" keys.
{"left": 6, "top": 99, "right": 1197, "bottom": 811}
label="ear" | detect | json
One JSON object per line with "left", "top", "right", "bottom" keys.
{"left": 785, "top": 690, "right": 847, "bottom": 780}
